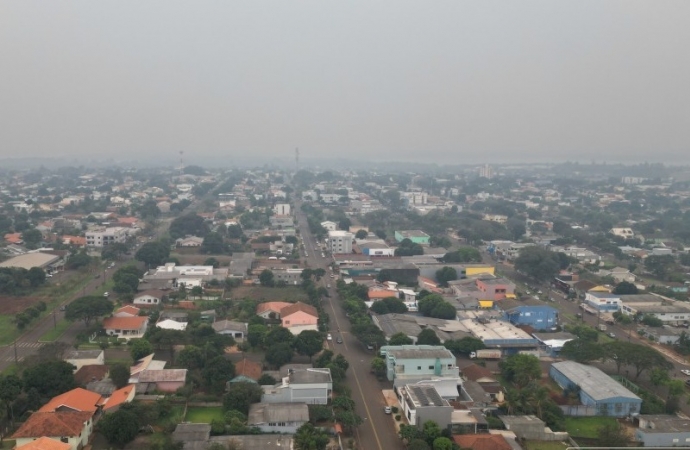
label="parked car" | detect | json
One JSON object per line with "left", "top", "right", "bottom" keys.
{"left": 680, "top": 369, "right": 690, "bottom": 376}
{"left": 326, "top": 333, "right": 332, "bottom": 341}
{"left": 384, "top": 406, "right": 392, "bottom": 414}
{"left": 336, "top": 337, "right": 343, "bottom": 344}
{"left": 103, "top": 292, "right": 109, "bottom": 297}
{"left": 608, "top": 332, "right": 616, "bottom": 339}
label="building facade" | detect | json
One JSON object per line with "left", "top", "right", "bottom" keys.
{"left": 380, "top": 345, "right": 459, "bottom": 381}
{"left": 328, "top": 230, "right": 353, "bottom": 254}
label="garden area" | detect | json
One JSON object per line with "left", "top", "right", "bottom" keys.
{"left": 230, "top": 285, "right": 308, "bottom": 302}
{"left": 564, "top": 416, "right": 618, "bottom": 439}
{"left": 185, "top": 406, "right": 225, "bottom": 423}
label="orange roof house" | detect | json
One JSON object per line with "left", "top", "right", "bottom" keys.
{"left": 280, "top": 302, "right": 318, "bottom": 335}
{"left": 61, "top": 235, "right": 86, "bottom": 246}
{"left": 256, "top": 302, "right": 292, "bottom": 319}
{"left": 102, "top": 316, "right": 148, "bottom": 339}
{"left": 38, "top": 388, "right": 103, "bottom": 413}
{"left": 113, "top": 305, "right": 141, "bottom": 318}
{"left": 4, "top": 233, "right": 23, "bottom": 244}
{"left": 12, "top": 411, "right": 94, "bottom": 449}
{"left": 235, "top": 358, "right": 262, "bottom": 381}
{"left": 16, "top": 436, "right": 71, "bottom": 450}
{"left": 101, "top": 384, "right": 136, "bottom": 412}
{"left": 367, "top": 289, "right": 399, "bottom": 300}
{"left": 453, "top": 434, "right": 512, "bottom": 450}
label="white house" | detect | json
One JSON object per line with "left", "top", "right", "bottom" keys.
{"left": 248, "top": 403, "right": 309, "bottom": 434}
{"left": 133, "top": 290, "right": 167, "bottom": 306}
{"left": 12, "top": 411, "right": 94, "bottom": 450}
{"left": 262, "top": 368, "right": 332, "bottom": 405}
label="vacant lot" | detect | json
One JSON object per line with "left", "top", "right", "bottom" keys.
{"left": 185, "top": 406, "right": 224, "bottom": 423}
{"left": 231, "top": 286, "right": 307, "bottom": 302}
{"left": 0, "top": 296, "right": 46, "bottom": 315}
{"left": 564, "top": 416, "right": 618, "bottom": 439}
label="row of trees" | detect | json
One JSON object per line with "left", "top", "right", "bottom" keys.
{"left": 0, "top": 267, "right": 46, "bottom": 295}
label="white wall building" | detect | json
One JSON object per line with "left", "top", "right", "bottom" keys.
{"left": 328, "top": 230, "right": 353, "bottom": 255}
{"left": 86, "top": 227, "right": 129, "bottom": 247}
{"left": 273, "top": 203, "right": 291, "bottom": 215}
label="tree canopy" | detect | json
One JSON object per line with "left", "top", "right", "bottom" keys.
{"left": 64, "top": 296, "right": 113, "bottom": 326}
{"left": 514, "top": 246, "right": 561, "bottom": 281}
{"left": 135, "top": 241, "right": 170, "bottom": 267}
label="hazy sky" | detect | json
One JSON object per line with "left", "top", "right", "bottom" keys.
{"left": 1, "top": 1, "right": 689, "bottom": 165}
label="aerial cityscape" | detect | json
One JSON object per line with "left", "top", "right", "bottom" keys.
{"left": 2, "top": 1, "right": 690, "bottom": 450}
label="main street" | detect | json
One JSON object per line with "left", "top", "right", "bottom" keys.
{"left": 294, "top": 202, "right": 403, "bottom": 450}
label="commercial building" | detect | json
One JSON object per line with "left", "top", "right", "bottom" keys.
{"left": 85, "top": 227, "right": 129, "bottom": 247}
{"left": 634, "top": 414, "right": 690, "bottom": 447}
{"left": 399, "top": 383, "right": 453, "bottom": 429}
{"left": 584, "top": 291, "right": 622, "bottom": 312}
{"left": 459, "top": 318, "right": 539, "bottom": 353}
{"left": 379, "top": 345, "right": 459, "bottom": 382}
{"left": 503, "top": 305, "right": 559, "bottom": 330}
{"left": 394, "top": 230, "right": 430, "bottom": 245}
{"left": 328, "top": 230, "right": 354, "bottom": 254}
{"left": 0, "top": 251, "right": 63, "bottom": 271}
{"left": 550, "top": 361, "right": 641, "bottom": 417}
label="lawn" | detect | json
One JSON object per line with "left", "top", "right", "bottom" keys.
{"left": 231, "top": 286, "right": 308, "bottom": 302}
{"left": 39, "top": 318, "right": 72, "bottom": 342}
{"left": 185, "top": 407, "right": 225, "bottom": 423}
{"left": 523, "top": 441, "right": 570, "bottom": 450}
{"left": 564, "top": 416, "right": 618, "bottom": 439}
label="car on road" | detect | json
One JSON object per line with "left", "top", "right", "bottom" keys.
{"left": 326, "top": 333, "right": 332, "bottom": 341}
{"left": 608, "top": 332, "right": 616, "bottom": 338}
{"left": 383, "top": 406, "right": 392, "bottom": 414}
{"left": 336, "top": 337, "right": 343, "bottom": 344}
{"left": 681, "top": 369, "right": 690, "bottom": 376}
{"left": 103, "top": 292, "right": 109, "bottom": 297}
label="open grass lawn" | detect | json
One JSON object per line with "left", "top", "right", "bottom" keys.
{"left": 231, "top": 286, "right": 308, "bottom": 302}
{"left": 523, "top": 441, "right": 570, "bottom": 450}
{"left": 564, "top": 416, "right": 618, "bottom": 439}
{"left": 39, "top": 318, "right": 72, "bottom": 342}
{"left": 185, "top": 406, "right": 224, "bottom": 423}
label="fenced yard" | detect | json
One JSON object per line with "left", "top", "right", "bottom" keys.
{"left": 185, "top": 406, "right": 224, "bottom": 423}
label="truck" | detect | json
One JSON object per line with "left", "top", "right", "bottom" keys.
{"left": 598, "top": 324, "right": 607, "bottom": 332}
{"left": 469, "top": 349, "right": 502, "bottom": 359}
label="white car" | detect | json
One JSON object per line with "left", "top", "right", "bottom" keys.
{"left": 326, "top": 333, "right": 332, "bottom": 341}
{"left": 681, "top": 369, "right": 690, "bottom": 376}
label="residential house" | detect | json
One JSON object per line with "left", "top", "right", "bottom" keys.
{"left": 453, "top": 434, "right": 513, "bottom": 450}
{"left": 550, "top": 361, "right": 641, "bottom": 417}
{"left": 234, "top": 358, "right": 263, "bottom": 382}
{"left": 399, "top": 383, "right": 453, "bottom": 429}
{"left": 113, "top": 305, "right": 140, "bottom": 318}
{"left": 175, "top": 236, "right": 204, "bottom": 247}
{"left": 101, "top": 385, "right": 136, "bottom": 412}
{"left": 634, "top": 414, "right": 690, "bottom": 447}
{"left": 12, "top": 411, "right": 94, "bottom": 450}
{"left": 133, "top": 289, "right": 166, "bottom": 306}
{"left": 262, "top": 368, "right": 332, "bottom": 405}
{"left": 16, "top": 437, "right": 71, "bottom": 450}
{"left": 74, "top": 365, "right": 109, "bottom": 386}
{"left": 503, "top": 305, "right": 559, "bottom": 330}
{"left": 102, "top": 316, "right": 148, "bottom": 339}
{"left": 281, "top": 302, "right": 319, "bottom": 335}
{"left": 64, "top": 350, "right": 104, "bottom": 372}
{"left": 156, "top": 319, "right": 188, "bottom": 331}
{"left": 461, "top": 364, "right": 504, "bottom": 403}
{"left": 256, "top": 301, "right": 292, "bottom": 319}
{"left": 248, "top": 402, "right": 309, "bottom": 433}
{"left": 212, "top": 320, "right": 248, "bottom": 339}
{"left": 137, "top": 369, "right": 188, "bottom": 393}
{"left": 38, "top": 388, "right": 102, "bottom": 413}
{"left": 379, "top": 345, "right": 459, "bottom": 382}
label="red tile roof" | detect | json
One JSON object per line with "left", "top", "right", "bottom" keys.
{"left": 102, "top": 316, "right": 147, "bottom": 330}
{"left": 115, "top": 305, "right": 141, "bottom": 317}
{"left": 16, "top": 436, "right": 71, "bottom": 450}
{"left": 12, "top": 411, "right": 93, "bottom": 439}
{"left": 280, "top": 301, "right": 317, "bottom": 318}
{"left": 235, "top": 358, "right": 262, "bottom": 381}
{"left": 38, "top": 388, "right": 103, "bottom": 413}
{"left": 102, "top": 384, "right": 135, "bottom": 411}
{"left": 367, "top": 289, "right": 399, "bottom": 300}
{"left": 256, "top": 302, "right": 292, "bottom": 315}
{"left": 453, "top": 434, "right": 512, "bottom": 450}
{"left": 4, "top": 233, "right": 23, "bottom": 244}
{"left": 461, "top": 364, "right": 496, "bottom": 382}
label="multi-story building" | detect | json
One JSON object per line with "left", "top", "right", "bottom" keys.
{"left": 273, "top": 203, "right": 291, "bottom": 215}
{"left": 262, "top": 368, "right": 332, "bottom": 405}
{"left": 85, "top": 227, "right": 128, "bottom": 247}
{"left": 328, "top": 230, "right": 353, "bottom": 254}
{"left": 379, "top": 345, "right": 459, "bottom": 382}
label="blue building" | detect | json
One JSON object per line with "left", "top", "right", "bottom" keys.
{"left": 550, "top": 361, "right": 641, "bottom": 417}
{"left": 504, "top": 305, "right": 559, "bottom": 330}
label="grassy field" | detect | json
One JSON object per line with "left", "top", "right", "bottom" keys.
{"left": 231, "top": 286, "right": 308, "bottom": 302}
{"left": 564, "top": 416, "right": 618, "bottom": 438}
{"left": 185, "top": 406, "right": 224, "bottom": 423}
{"left": 523, "top": 441, "right": 570, "bottom": 450}
{"left": 39, "top": 318, "right": 72, "bottom": 342}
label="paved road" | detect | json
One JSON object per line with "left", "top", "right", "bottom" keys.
{"left": 295, "top": 201, "right": 403, "bottom": 450}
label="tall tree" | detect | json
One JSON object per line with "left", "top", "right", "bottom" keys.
{"left": 435, "top": 267, "right": 458, "bottom": 287}
{"left": 514, "top": 246, "right": 561, "bottom": 281}
{"left": 64, "top": 296, "right": 113, "bottom": 326}
{"left": 389, "top": 332, "right": 413, "bottom": 346}
{"left": 23, "top": 360, "right": 75, "bottom": 398}
{"left": 135, "top": 241, "right": 170, "bottom": 267}
{"left": 293, "top": 330, "right": 324, "bottom": 362}
{"left": 222, "top": 381, "right": 263, "bottom": 415}
{"left": 417, "top": 329, "right": 441, "bottom": 346}
{"left": 99, "top": 410, "right": 140, "bottom": 446}
{"left": 130, "top": 338, "right": 154, "bottom": 361}
{"left": 110, "top": 363, "right": 131, "bottom": 389}
{"left": 499, "top": 354, "right": 542, "bottom": 388}
{"left": 259, "top": 269, "right": 275, "bottom": 287}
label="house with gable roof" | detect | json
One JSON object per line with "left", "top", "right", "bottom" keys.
{"left": 280, "top": 302, "right": 319, "bottom": 334}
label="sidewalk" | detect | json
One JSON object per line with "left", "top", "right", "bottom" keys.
{"left": 382, "top": 389, "right": 408, "bottom": 433}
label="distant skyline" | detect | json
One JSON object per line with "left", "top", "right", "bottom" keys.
{"left": 1, "top": 1, "right": 689, "bottom": 164}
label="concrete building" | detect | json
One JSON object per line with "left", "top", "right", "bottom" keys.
{"left": 273, "top": 203, "right": 290, "bottom": 215}
{"left": 85, "top": 227, "right": 129, "bottom": 247}
{"left": 619, "top": 294, "right": 690, "bottom": 324}
{"left": 503, "top": 305, "right": 559, "bottom": 330}
{"left": 379, "top": 345, "right": 459, "bottom": 382}
{"left": 0, "top": 251, "right": 63, "bottom": 271}
{"left": 635, "top": 414, "right": 690, "bottom": 447}
{"left": 475, "top": 277, "right": 516, "bottom": 301}
{"left": 394, "top": 230, "right": 430, "bottom": 245}
{"left": 64, "top": 350, "right": 104, "bottom": 372}
{"left": 328, "top": 230, "right": 353, "bottom": 254}
{"left": 399, "top": 383, "right": 453, "bottom": 429}
{"left": 320, "top": 220, "right": 337, "bottom": 231}
{"left": 212, "top": 320, "right": 248, "bottom": 340}
{"left": 500, "top": 415, "right": 568, "bottom": 441}
{"left": 550, "top": 361, "right": 641, "bottom": 417}
{"left": 584, "top": 291, "right": 622, "bottom": 312}
{"left": 459, "top": 318, "right": 539, "bottom": 353}
{"left": 272, "top": 267, "right": 304, "bottom": 285}
{"left": 248, "top": 402, "right": 309, "bottom": 433}
{"left": 144, "top": 263, "right": 228, "bottom": 285}
{"left": 262, "top": 368, "right": 332, "bottom": 405}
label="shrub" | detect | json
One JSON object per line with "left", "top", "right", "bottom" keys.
{"left": 391, "top": 406, "right": 399, "bottom": 414}
{"left": 395, "top": 414, "right": 401, "bottom": 421}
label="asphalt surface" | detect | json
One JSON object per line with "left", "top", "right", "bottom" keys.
{"left": 295, "top": 202, "right": 403, "bottom": 450}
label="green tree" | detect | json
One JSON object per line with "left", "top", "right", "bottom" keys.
{"left": 389, "top": 332, "right": 413, "bottom": 346}
{"left": 202, "top": 232, "right": 226, "bottom": 254}
{"left": 644, "top": 255, "right": 676, "bottom": 279}
{"left": 432, "top": 437, "right": 453, "bottom": 450}
{"left": 259, "top": 269, "right": 275, "bottom": 287}
{"left": 444, "top": 337, "right": 485, "bottom": 355}
{"left": 203, "top": 356, "right": 236, "bottom": 394}
{"left": 66, "top": 251, "right": 92, "bottom": 269}
{"left": 441, "top": 247, "right": 481, "bottom": 263}
{"left": 110, "top": 363, "right": 131, "bottom": 389}
{"left": 21, "top": 228, "right": 43, "bottom": 249}
{"left": 130, "top": 338, "right": 154, "bottom": 361}
{"left": 23, "top": 360, "right": 76, "bottom": 398}
{"left": 101, "top": 242, "right": 129, "bottom": 261}
{"left": 247, "top": 324, "right": 268, "bottom": 347}
{"left": 263, "top": 326, "right": 295, "bottom": 348}
{"left": 222, "top": 382, "right": 263, "bottom": 415}
{"left": 435, "top": 266, "right": 458, "bottom": 287}
{"left": 499, "top": 354, "right": 542, "bottom": 388}
{"left": 178, "top": 345, "right": 206, "bottom": 370}
{"left": 99, "top": 410, "right": 140, "bottom": 446}
{"left": 422, "top": 420, "right": 442, "bottom": 446}
{"left": 355, "top": 229, "right": 368, "bottom": 239}
{"left": 294, "top": 423, "right": 330, "bottom": 450}
{"left": 293, "top": 330, "right": 324, "bottom": 362}
{"left": 612, "top": 281, "right": 638, "bottom": 295}
{"left": 265, "top": 342, "right": 294, "bottom": 368}
{"left": 65, "top": 296, "right": 113, "bottom": 326}
{"left": 417, "top": 328, "right": 441, "bottom": 346}
{"left": 0, "top": 375, "right": 22, "bottom": 423}
{"left": 407, "top": 439, "right": 431, "bottom": 450}
{"left": 169, "top": 213, "right": 210, "bottom": 239}
{"left": 26, "top": 267, "right": 46, "bottom": 287}
{"left": 559, "top": 339, "right": 605, "bottom": 363}
{"left": 135, "top": 241, "right": 170, "bottom": 267}
{"left": 514, "top": 246, "right": 561, "bottom": 281}
{"left": 596, "top": 421, "right": 630, "bottom": 448}
{"left": 371, "top": 357, "right": 387, "bottom": 379}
